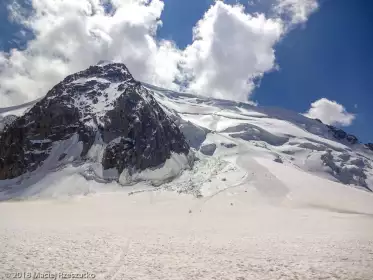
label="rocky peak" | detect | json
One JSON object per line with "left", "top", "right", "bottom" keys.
{"left": 313, "top": 118, "right": 360, "bottom": 146}
{"left": 0, "top": 63, "right": 190, "bottom": 180}
{"left": 325, "top": 125, "right": 359, "bottom": 145}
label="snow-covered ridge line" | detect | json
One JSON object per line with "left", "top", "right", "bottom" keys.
{"left": 143, "top": 82, "right": 372, "bottom": 148}
{"left": 143, "top": 82, "right": 373, "bottom": 191}
{"left": 1, "top": 82, "right": 371, "bottom": 149}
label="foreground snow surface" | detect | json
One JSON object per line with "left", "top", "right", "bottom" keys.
{"left": 1, "top": 83, "right": 373, "bottom": 279}
{"left": 1, "top": 157, "right": 373, "bottom": 280}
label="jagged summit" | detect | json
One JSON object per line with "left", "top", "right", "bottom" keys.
{"left": 0, "top": 63, "right": 190, "bottom": 181}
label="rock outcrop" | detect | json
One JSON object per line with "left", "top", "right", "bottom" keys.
{"left": 0, "top": 63, "right": 190, "bottom": 180}
{"left": 326, "top": 125, "right": 359, "bottom": 145}
{"left": 0, "top": 115, "right": 17, "bottom": 132}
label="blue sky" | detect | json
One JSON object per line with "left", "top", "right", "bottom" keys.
{"left": 157, "top": 0, "right": 373, "bottom": 142}
{"left": 253, "top": 0, "right": 373, "bottom": 143}
{"left": 0, "top": 0, "right": 372, "bottom": 142}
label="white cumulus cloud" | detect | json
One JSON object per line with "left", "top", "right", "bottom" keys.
{"left": 0, "top": 0, "right": 319, "bottom": 106}
{"left": 304, "top": 98, "right": 356, "bottom": 126}
{"left": 0, "top": 0, "right": 180, "bottom": 106}
{"left": 179, "top": 2, "right": 283, "bottom": 101}
{"left": 273, "top": 0, "right": 319, "bottom": 25}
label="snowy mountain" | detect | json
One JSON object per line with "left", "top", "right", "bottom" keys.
{"left": 1, "top": 63, "right": 373, "bottom": 279}
{"left": 145, "top": 83, "right": 373, "bottom": 192}
{"left": 0, "top": 63, "right": 191, "bottom": 189}
{"left": 0, "top": 62, "right": 373, "bottom": 197}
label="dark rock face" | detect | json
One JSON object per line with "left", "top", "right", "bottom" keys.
{"left": 321, "top": 151, "right": 368, "bottom": 189}
{"left": 346, "top": 134, "right": 358, "bottom": 145}
{"left": 326, "top": 125, "right": 359, "bottom": 145}
{"left": 0, "top": 115, "right": 18, "bottom": 133}
{"left": 274, "top": 156, "right": 283, "bottom": 163}
{"left": 0, "top": 115, "right": 17, "bottom": 129}
{"left": 221, "top": 143, "right": 237, "bottom": 148}
{"left": 200, "top": 143, "right": 217, "bottom": 156}
{"left": 101, "top": 83, "right": 190, "bottom": 172}
{"left": 0, "top": 63, "right": 189, "bottom": 180}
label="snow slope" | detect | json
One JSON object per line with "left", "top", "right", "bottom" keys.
{"left": 1, "top": 157, "right": 373, "bottom": 279}
{"left": 145, "top": 83, "right": 373, "bottom": 191}
{"left": 1, "top": 83, "right": 373, "bottom": 279}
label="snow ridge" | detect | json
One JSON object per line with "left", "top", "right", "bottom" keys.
{"left": 145, "top": 83, "right": 373, "bottom": 191}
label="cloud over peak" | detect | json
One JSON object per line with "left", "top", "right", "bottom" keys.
{"left": 305, "top": 98, "right": 356, "bottom": 127}
{"left": 0, "top": 0, "right": 318, "bottom": 106}
{"left": 178, "top": 1, "right": 283, "bottom": 101}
